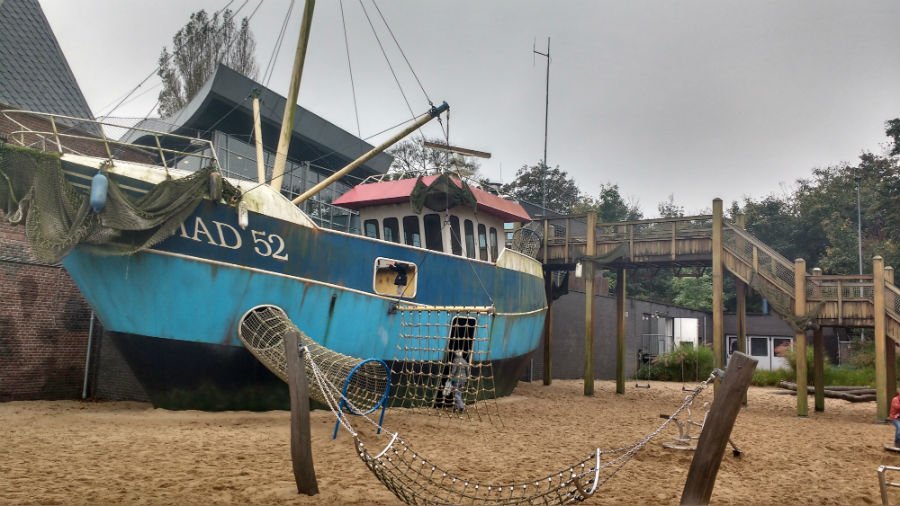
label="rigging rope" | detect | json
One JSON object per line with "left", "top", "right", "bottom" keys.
{"left": 301, "top": 340, "right": 720, "bottom": 506}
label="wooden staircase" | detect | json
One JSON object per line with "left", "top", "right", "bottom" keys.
{"left": 536, "top": 214, "right": 900, "bottom": 340}
{"left": 533, "top": 209, "right": 899, "bottom": 418}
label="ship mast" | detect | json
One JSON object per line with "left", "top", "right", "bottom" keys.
{"left": 269, "top": 0, "right": 448, "bottom": 204}
{"left": 270, "top": 0, "right": 316, "bottom": 192}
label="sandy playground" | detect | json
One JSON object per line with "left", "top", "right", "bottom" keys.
{"left": 2, "top": 379, "right": 898, "bottom": 505}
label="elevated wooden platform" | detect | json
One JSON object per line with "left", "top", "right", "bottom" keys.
{"left": 533, "top": 200, "right": 898, "bottom": 419}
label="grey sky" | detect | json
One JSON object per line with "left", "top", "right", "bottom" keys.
{"left": 40, "top": 0, "right": 900, "bottom": 217}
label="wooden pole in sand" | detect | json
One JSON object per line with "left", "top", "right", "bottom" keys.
{"left": 616, "top": 267, "right": 626, "bottom": 394}
{"left": 874, "top": 256, "right": 888, "bottom": 421}
{"left": 584, "top": 212, "right": 597, "bottom": 396}
{"left": 680, "top": 351, "right": 757, "bottom": 506}
{"left": 885, "top": 267, "right": 896, "bottom": 399}
{"left": 794, "top": 259, "right": 808, "bottom": 417}
{"left": 285, "top": 329, "right": 319, "bottom": 496}
{"left": 735, "top": 276, "right": 747, "bottom": 406}
{"left": 711, "top": 199, "right": 724, "bottom": 391}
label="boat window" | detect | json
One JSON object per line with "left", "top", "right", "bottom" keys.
{"left": 423, "top": 214, "right": 444, "bottom": 252}
{"left": 403, "top": 216, "right": 421, "bottom": 247}
{"left": 373, "top": 257, "right": 417, "bottom": 298}
{"left": 364, "top": 219, "right": 380, "bottom": 239}
{"left": 464, "top": 220, "right": 475, "bottom": 259}
{"left": 383, "top": 218, "right": 400, "bottom": 243}
{"left": 489, "top": 227, "right": 498, "bottom": 260}
{"left": 478, "top": 224, "right": 488, "bottom": 260}
{"left": 449, "top": 216, "right": 462, "bottom": 256}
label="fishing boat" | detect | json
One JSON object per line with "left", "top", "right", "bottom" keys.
{"left": 0, "top": 4, "right": 546, "bottom": 410}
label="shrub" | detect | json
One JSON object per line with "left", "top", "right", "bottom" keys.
{"left": 637, "top": 344, "right": 715, "bottom": 382}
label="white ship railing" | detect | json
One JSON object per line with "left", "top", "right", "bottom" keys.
{"left": 1, "top": 109, "right": 220, "bottom": 170}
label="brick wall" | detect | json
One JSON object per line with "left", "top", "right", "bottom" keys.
{"left": 0, "top": 220, "right": 150, "bottom": 402}
{"left": 0, "top": 220, "right": 92, "bottom": 400}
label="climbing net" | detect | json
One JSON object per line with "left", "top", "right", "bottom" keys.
{"left": 238, "top": 305, "right": 390, "bottom": 414}
{"left": 303, "top": 344, "right": 720, "bottom": 506}
{"left": 390, "top": 305, "right": 500, "bottom": 421}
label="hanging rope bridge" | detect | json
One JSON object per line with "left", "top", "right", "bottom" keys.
{"left": 305, "top": 348, "right": 718, "bottom": 506}
{"left": 238, "top": 304, "right": 718, "bottom": 505}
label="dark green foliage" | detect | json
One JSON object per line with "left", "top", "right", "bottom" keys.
{"left": 501, "top": 163, "right": 582, "bottom": 214}
{"left": 636, "top": 344, "right": 715, "bottom": 382}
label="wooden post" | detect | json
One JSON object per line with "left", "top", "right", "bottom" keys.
{"left": 735, "top": 277, "right": 747, "bottom": 405}
{"left": 794, "top": 259, "right": 808, "bottom": 417}
{"left": 252, "top": 93, "right": 267, "bottom": 184}
{"left": 874, "top": 256, "right": 888, "bottom": 421}
{"left": 680, "top": 352, "right": 758, "bottom": 506}
{"left": 584, "top": 212, "right": 597, "bottom": 396}
{"left": 711, "top": 199, "right": 724, "bottom": 389}
{"left": 813, "top": 327, "right": 825, "bottom": 412}
{"left": 885, "top": 266, "right": 897, "bottom": 403}
{"left": 616, "top": 267, "right": 626, "bottom": 394}
{"left": 811, "top": 267, "right": 824, "bottom": 413}
{"left": 542, "top": 271, "right": 553, "bottom": 386}
{"left": 285, "top": 330, "right": 319, "bottom": 496}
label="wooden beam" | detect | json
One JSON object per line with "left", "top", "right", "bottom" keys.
{"left": 680, "top": 352, "right": 758, "bottom": 506}
{"left": 616, "top": 267, "right": 626, "bottom": 394}
{"left": 711, "top": 199, "right": 724, "bottom": 388}
{"left": 285, "top": 330, "right": 319, "bottom": 496}
{"left": 584, "top": 212, "right": 597, "bottom": 396}
{"left": 422, "top": 141, "right": 492, "bottom": 159}
{"left": 875, "top": 256, "right": 888, "bottom": 421}
{"left": 794, "top": 258, "right": 808, "bottom": 417}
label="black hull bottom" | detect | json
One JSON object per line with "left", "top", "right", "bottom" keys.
{"left": 108, "top": 333, "right": 533, "bottom": 411}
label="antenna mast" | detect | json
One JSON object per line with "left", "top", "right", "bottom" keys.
{"left": 534, "top": 37, "right": 550, "bottom": 216}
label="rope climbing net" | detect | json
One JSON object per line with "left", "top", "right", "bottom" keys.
{"left": 390, "top": 305, "right": 500, "bottom": 421}
{"left": 303, "top": 344, "right": 720, "bottom": 506}
{"left": 238, "top": 305, "right": 390, "bottom": 414}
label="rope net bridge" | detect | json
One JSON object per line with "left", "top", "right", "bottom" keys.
{"left": 238, "top": 304, "right": 718, "bottom": 506}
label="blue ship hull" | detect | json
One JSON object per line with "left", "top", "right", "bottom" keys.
{"left": 61, "top": 192, "right": 546, "bottom": 408}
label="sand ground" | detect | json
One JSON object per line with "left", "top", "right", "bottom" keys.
{"left": 2, "top": 380, "right": 897, "bottom": 505}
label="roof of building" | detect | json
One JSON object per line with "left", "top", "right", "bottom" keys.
{"left": 124, "top": 64, "right": 392, "bottom": 180}
{"left": 0, "top": 0, "right": 98, "bottom": 134}
{"left": 333, "top": 175, "right": 532, "bottom": 223}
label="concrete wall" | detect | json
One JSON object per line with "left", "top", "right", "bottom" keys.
{"left": 525, "top": 289, "right": 712, "bottom": 382}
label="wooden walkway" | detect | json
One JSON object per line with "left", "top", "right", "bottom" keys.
{"left": 532, "top": 199, "right": 899, "bottom": 419}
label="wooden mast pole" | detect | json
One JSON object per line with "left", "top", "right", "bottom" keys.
{"left": 252, "top": 92, "right": 267, "bottom": 184}
{"left": 271, "top": 0, "right": 316, "bottom": 193}
{"left": 291, "top": 102, "right": 448, "bottom": 206}
{"left": 735, "top": 276, "right": 747, "bottom": 404}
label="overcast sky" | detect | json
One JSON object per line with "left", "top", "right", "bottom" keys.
{"left": 40, "top": 0, "right": 900, "bottom": 217}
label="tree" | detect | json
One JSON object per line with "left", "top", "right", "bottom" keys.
{"left": 386, "top": 138, "right": 481, "bottom": 178}
{"left": 158, "top": 10, "right": 258, "bottom": 117}
{"left": 658, "top": 194, "right": 685, "bottom": 218}
{"left": 501, "top": 163, "right": 581, "bottom": 214}
{"left": 887, "top": 118, "right": 900, "bottom": 157}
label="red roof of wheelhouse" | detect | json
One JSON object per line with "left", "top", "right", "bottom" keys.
{"left": 333, "top": 175, "right": 532, "bottom": 223}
